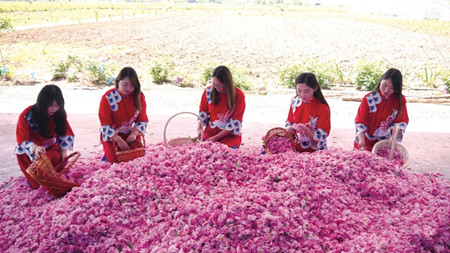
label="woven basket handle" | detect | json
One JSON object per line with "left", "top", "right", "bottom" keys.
{"left": 164, "top": 112, "right": 203, "bottom": 148}
{"left": 388, "top": 126, "right": 400, "bottom": 160}
{"left": 112, "top": 126, "right": 146, "bottom": 152}
{"left": 56, "top": 151, "right": 81, "bottom": 175}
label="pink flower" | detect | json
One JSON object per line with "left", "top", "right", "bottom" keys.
{"left": 0, "top": 144, "right": 448, "bottom": 251}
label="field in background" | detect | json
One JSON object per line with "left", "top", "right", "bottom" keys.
{"left": 0, "top": 1, "right": 449, "bottom": 90}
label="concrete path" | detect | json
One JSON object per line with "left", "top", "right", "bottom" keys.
{"left": 1, "top": 85, "right": 449, "bottom": 183}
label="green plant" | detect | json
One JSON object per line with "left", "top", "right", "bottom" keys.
{"left": 306, "top": 59, "right": 334, "bottom": 89}
{"left": 174, "top": 70, "right": 195, "bottom": 88}
{"left": 229, "top": 64, "right": 251, "bottom": 91}
{"left": 420, "top": 66, "right": 438, "bottom": 87}
{"left": 52, "top": 61, "right": 68, "bottom": 80}
{"left": 199, "top": 61, "right": 219, "bottom": 84}
{"left": 438, "top": 68, "right": 450, "bottom": 91}
{"left": 0, "top": 17, "right": 13, "bottom": 32}
{"left": 278, "top": 63, "right": 300, "bottom": 89}
{"left": 0, "top": 65, "right": 13, "bottom": 80}
{"left": 199, "top": 62, "right": 251, "bottom": 90}
{"left": 331, "top": 60, "right": 345, "bottom": 84}
{"left": 150, "top": 55, "right": 174, "bottom": 84}
{"left": 354, "top": 60, "right": 385, "bottom": 91}
{"left": 277, "top": 59, "right": 337, "bottom": 89}
{"left": 51, "top": 55, "right": 83, "bottom": 81}
{"left": 86, "top": 60, "right": 117, "bottom": 85}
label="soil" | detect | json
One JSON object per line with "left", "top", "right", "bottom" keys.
{"left": 1, "top": 13, "right": 449, "bottom": 86}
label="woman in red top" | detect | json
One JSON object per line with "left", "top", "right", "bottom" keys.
{"left": 15, "top": 85, "right": 75, "bottom": 189}
{"left": 285, "top": 72, "right": 331, "bottom": 153}
{"left": 198, "top": 65, "right": 246, "bottom": 148}
{"left": 99, "top": 67, "right": 148, "bottom": 163}
{"left": 354, "top": 68, "right": 409, "bottom": 151}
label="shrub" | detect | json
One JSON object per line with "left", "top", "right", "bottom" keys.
{"left": 51, "top": 55, "right": 83, "bottom": 81}
{"left": 199, "top": 62, "right": 252, "bottom": 90}
{"left": 173, "top": 70, "right": 195, "bottom": 88}
{"left": 0, "top": 17, "right": 13, "bottom": 32}
{"left": 420, "top": 66, "right": 438, "bottom": 88}
{"left": 439, "top": 68, "right": 450, "bottom": 91}
{"left": 306, "top": 59, "right": 335, "bottom": 89}
{"left": 199, "top": 61, "right": 219, "bottom": 84}
{"left": 150, "top": 55, "right": 174, "bottom": 84}
{"left": 278, "top": 59, "right": 339, "bottom": 89}
{"left": 0, "top": 65, "right": 13, "bottom": 80}
{"left": 354, "top": 60, "right": 385, "bottom": 91}
{"left": 86, "top": 61, "right": 117, "bottom": 85}
{"left": 52, "top": 61, "right": 68, "bottom": 81}
{"left": 278, "top": 63, "right": 300, "bottom": 89}
{"left": 229, "top": 64, "right": 251, "bottom": 91}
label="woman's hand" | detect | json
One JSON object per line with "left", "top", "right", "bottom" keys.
{"left": 34, "top": 146, "right": 46, "bottom": 159}
{"left": 206, "top": 129, "right": 231, "bottom": 143}
{"left": 115, "top": 136, "right": 130, "bottom": 151}
{"left": 205, "top": 136, "right": 216, "bottom": 142}
{"left": 357, "top": 132, "right": 366, "bottom": 150}
{"left": 295, "top": 123, "right": 315, "bottom": 140}
{"left": 61, "top": 149, "right": 68, "bottom": 160}
{"left": 197, "top": 122, "right": 204, "bottom": 140}
{"left": 126, "top": 131, "right": 138, "bottom": 143}
{"left": 293, "top": 123, "right": 307, "bottom": 132}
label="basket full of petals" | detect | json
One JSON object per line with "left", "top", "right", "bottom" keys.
{"left": 264, "top": 127, "right": 295, "bottom": 154}
{"left": 26, "top": 152, "right": 81, "bottom": 198}
{"left": 164, "top": 112, "right": 203, "bottom": 148}
{"left": 113, "top": 127, "right": 146, "bottom": 162}
{"left": 372, "top": 126, "right": 409, "bottom": 169}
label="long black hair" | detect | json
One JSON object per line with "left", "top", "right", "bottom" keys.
{"left": 115, "top": 67, "right": 142, "bottom": 111}
{"left": 295, "top": 72, "right": 329, "bottom": 107}
{"left": 31, "top": 85, "right": 67, "bottom": 138}
{"left": 210, "top": 65, "right": 236, "bottom": 111}
{"left": 375, "top": 68, "right": 404, "bottom": 116}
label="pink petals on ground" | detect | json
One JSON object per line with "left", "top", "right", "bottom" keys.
{"left": 377, "top": 147, "right": 405, "bottom": 167}
{"left": 0, "top": 142, "right": 449, "bottom": 252}
{"left": 265, "top": 135, "right": 294, "bottom": 154}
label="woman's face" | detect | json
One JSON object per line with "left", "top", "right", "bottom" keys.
{"left": 118, "top": 77, "right": 135, "bottom": 96}
{"left": 296, "top": 83, "right": 316, "bottom": 101}
{"left": 380, "top": 78, "right": 394, "bottom": 97}
{"left": 211, "top": 77, "right": 225, "bottom": 93}
{"left": 47, "top": 101, "right": 60, "bottom": 116}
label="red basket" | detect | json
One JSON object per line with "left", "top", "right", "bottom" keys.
{"left": 164, "top": 112, "right": 203, "bottom": 148}
{"left": 26, "top": 152, "right": 80, "bottom": 198}
{"left": 264, "top": 127, "right": 295, "bottom": 154}
{"left": 112, "top": 127, "right": 146, "bottom": 162}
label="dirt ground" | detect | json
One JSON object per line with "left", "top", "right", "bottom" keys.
{"left": 1, "top": 13, "right": 449, "bottom": 85}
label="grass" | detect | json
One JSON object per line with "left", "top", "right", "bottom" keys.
{"left": 357, "top": 16, "right": 450, "bottom": 38}
{"left": 4, "top": 42, "right": 99, "bottom": 80}
{"left": 0, "top": 2, "right": 349, "bottom": 28}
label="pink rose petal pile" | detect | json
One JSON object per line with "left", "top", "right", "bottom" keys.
{"left": 377, "top": 147, "right": 405, "bottom": 167}
{"left": 265, "top": 135, "right": 294, "bottom": 154}
{"left": 1, "top": 142, "right": 449, "bottom": 252}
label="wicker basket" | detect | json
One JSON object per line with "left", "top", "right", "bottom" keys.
{"left": 164, "top": 112, "right": 203, "bottom": 148}
{"left": 26, "top": 152, "right": 80, "bottom": 198}
{"left": 264, "top": 127, "right": 295, "bottom": 154}
{"left": 112, "top": 127, "right": 146, "bottom": 162}
{"left": 372, "top": 126, "right": 409, "bottom": 169}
